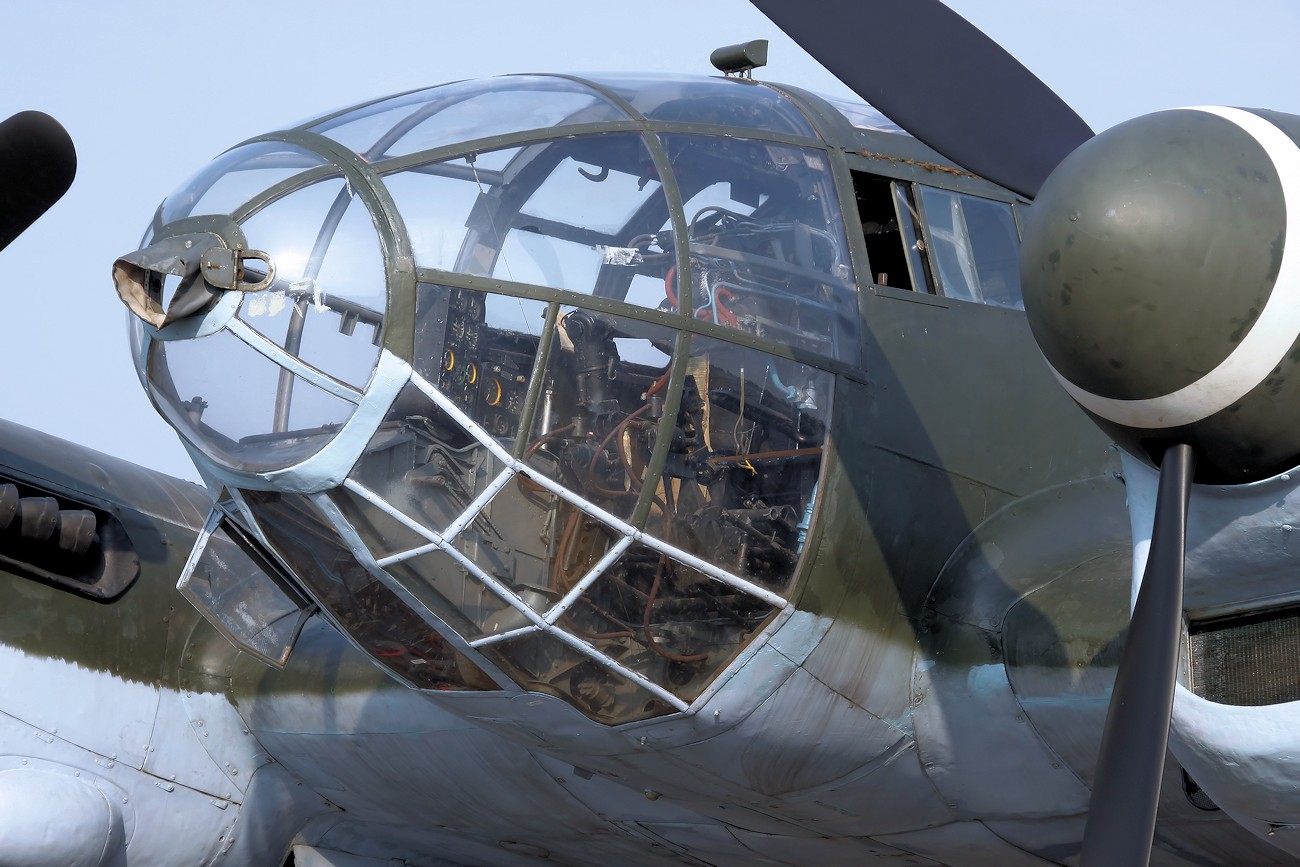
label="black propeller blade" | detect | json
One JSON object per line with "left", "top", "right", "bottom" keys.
{"left": 1081, "top": 444, "right": 1194, "bottom": 867}
{"left": 0, "top": 111, "right": 76, "bottom": 252}
{"left": 748, "top": 0, "right": 1093, "bottom": 198}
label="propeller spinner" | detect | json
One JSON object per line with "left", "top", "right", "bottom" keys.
{"left": 1024, "top": 107, "right": 1300, "bottom": 484}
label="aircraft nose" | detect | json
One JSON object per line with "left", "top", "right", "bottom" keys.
{"left": 121, "top": 71, "right": 858, "bottom": 725}
{"left": 1021, "top": 106, "right": 1300, "bottom": 484}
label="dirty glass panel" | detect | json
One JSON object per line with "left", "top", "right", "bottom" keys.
{"left": 312, "top": 76, "right": 627, "bottom": 161}
{"left": 482, "top": 631, "right": 675, "bottom": 724}
{"left": 660, "top": 134, "right": 858, "bottom": 362}
{"left": 236, "top": 177, "right": 384, "bottom": 387}
{"left": 177, "top": 514, "right": 310, "bottom": 668}
{"left": 522, "top": 310, "right": 677, "bottom": 523}
{"left": 586, "top": 74, "right": 819, "bottom": 139}
{"left": 559, "top": 544, "right": 776, "bottom": 705}
{"left": 241, "top": 489, "right": 497, "bottom": 691}
{"left": 147, "top": 329, "right": 355, "bottom": 472}
{"left": 160, "top": 142, "right": 328, "bottom": 225}
{"left": 917, "top": 187, "right": 1023, "bottom": 310}
{"left": 639, "top": 335, "right": 829, "bottom": 596}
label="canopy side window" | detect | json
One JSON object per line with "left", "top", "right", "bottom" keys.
{"left": 915, "top": 186, "right": 1024, "bottom": 310}
{"left": 851, "top": 171, "right": 931, "bottom": 294}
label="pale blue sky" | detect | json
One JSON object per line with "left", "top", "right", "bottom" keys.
{"left": 1, "top": 0, "right": 1296, "bottom": 482}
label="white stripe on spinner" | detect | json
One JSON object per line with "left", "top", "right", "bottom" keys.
{"left": 1051, "top": 106, "right": 1300, "bottom": 430}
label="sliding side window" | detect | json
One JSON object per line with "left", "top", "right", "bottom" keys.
{"left": 916, "top": 187, "right": 1023, "bottom": 309}
{"left": 851, "top": 171, "right": 932, "bottom": 294}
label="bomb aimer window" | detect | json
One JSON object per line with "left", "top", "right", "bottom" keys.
{"left": 178, "top": 509, "right": 312, "bottom": 669}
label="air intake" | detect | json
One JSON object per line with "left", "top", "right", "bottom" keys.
{"left": 1189, "top": 606, "right": 1300, "bottom": 706}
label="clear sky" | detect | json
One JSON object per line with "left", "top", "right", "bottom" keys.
{"left": 1, "top": 0, "right": 1296, "bottom": 482}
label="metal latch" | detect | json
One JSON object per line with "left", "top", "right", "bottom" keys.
{"left": 199, "top": 247, "right": 275, "bottom": 292}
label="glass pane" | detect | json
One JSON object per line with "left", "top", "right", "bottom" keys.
{"left": 661, "top": 134, "right": 858, "bottom": 360}
{"left": 312, "top": 76, "right": 627, "bottom": 160}
{"left": 237, "top": 177, "right": 385, "bottom": 386}
{"left": 819, "top": 93, "right": 907, "bottom": 134}
{"left": 147, "top": 330, "right": 356, "bottom": 471}
{"left": 495, "top": 229, "right": 603, "bottom": 292}
{"left": 383, "top": 547, "right": 523, "bottom": 641}
{"left": 894, "top": 182, "right": 933, "bottom": 293}
{"left": 329, "top": 478, "right": 429, "bottom": 562}
{"left": 918, "top": 187, "right": 1024, "bottom": 309}
{"left": 338, "top": 388, "right": 506, "bottom": 641}
{"left": 562, "top": 544, "right": 777, "bottom": 702}
{"left": 344, "top": 382, "right": 483, "bottom": 535}
{"left": 160, "top": 142, "right": 328, "bottom": 224}
{"left": 241, "top": 490, "right": 498, "bottom": 691}
{"left": 483, "top": 631, "right": 675, "bottom": 724}
{"left": 335, "top": 380, "right": 620, "bottom": 640}
{"left": 642, "top": 335, "right": 830, "bottom": 596}
{"left": 177, "top": 515, "right": 309, "bottom": 668}
{"left": 585, "top": 74, "right": 819, "bottom": 139}
{"left": 306, "top": 99, "right": 432, "bottom": 156}
{"left": 518, "top": 154, "right": 660, "bottom": 235}
{"left": 523, "top": 310, "right": 677, "bottom": 523}
{"left": 383, "top": 149, "right": 522, "bottom": 274}
{"left": 412, "top": 285, "right": 549, "bottom": 443}
{"left": 387, "top": 134, "right": 674, "bottom": 304}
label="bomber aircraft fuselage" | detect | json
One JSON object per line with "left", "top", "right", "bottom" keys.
{"left": 4, "top": 21, "right": 1300, "bottom": 867}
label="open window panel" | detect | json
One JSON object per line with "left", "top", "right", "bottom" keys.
{"left": 177, "top": 504, "right": 315, "bottom": 669}
{"left": 851, "top": 170, "right": 932, "bottom": 294}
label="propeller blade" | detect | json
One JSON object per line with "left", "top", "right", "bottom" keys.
{"left": 748, "top": 0, "right": 1093, "bottom": 198}
{"left": 0, "top": 111, "right": 76, "bottom": 252}
{"left": 1081, "top": 443, "right": 1195, "bottom": 867}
